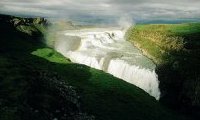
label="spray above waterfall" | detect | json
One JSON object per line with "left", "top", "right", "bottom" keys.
{"left": 118, "top": 15, "right": 134, "bottom": 34}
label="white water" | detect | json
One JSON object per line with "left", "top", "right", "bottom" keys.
{"left": 55, "top": 28, "right": 160, "bottom": 100}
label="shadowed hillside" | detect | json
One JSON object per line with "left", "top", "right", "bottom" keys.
{"left": 0, "top": 14, "right": 94, "bottom": 120}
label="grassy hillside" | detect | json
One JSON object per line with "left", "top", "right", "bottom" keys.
{"left": 127, "top": 23, "right": 200, "bottom": 64}
{"left": 0, "top": 14, "right": 190, "bottom": 120}
{"left": 126, "top": 23, "right": 200, "bottom": 117}
{"left": 0, "top": 14, "right": 93, "bottom": 120}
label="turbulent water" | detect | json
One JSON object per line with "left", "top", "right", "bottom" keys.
{"left": 55, "top": 28, "right": 160, "bottom": 100}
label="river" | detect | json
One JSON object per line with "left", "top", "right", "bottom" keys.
{"left": 55, "top": 28, "right": 160, "bottom": 100}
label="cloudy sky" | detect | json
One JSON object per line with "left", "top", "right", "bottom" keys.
{"left": 0, "top": 0, "right": 200, "bottom": 24}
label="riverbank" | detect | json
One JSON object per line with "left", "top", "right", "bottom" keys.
{"left": 126, "top": 23, "right": 200, "bottom": 118}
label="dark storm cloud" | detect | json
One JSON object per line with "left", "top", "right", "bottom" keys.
{"left": 0, "top": 0, "right": 200, "bottom": 23}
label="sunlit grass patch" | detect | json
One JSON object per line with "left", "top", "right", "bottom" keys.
{"left": 31, "top": 48, "right": 70, "bottom": 64}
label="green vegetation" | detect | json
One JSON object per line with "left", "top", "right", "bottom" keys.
{"left": 126, "top": 23, "right": 200, "bottom": 118}
{"left": 126, "top": 23, "right": 200, "bottom": 64}
{"left": 0, "top": 14, "right": 191, "bottom": 120}
{"left": 31, "top": 48, "right": 71, "bottom": 64}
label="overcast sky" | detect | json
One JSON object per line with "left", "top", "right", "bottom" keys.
{"left": 0, "top": 0, "right": 200, "bottom": 24}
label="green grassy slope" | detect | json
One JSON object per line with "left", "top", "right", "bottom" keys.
{"left": 126, "top": 23, "right": 200, "bottom": 118}
{"left": 0, "top": 14, "right": 190, "bottom": 120}
{"left": 126, "top": 23, "right": 200, "bottom": 64}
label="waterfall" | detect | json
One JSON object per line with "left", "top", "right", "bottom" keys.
{"left": 55, "top": 28, "right": 160, "bottom": 100}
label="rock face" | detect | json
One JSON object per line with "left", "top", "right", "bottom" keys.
{"left": 25, "top": 70, "right": 95, "bottom": 120}
{"left": 0, "top": 14, "right": 48, "bottom": 36}
{"left": 0, "top": 14, "right": 48, "bottom": 26}
{"left": 11, "top": 17, "right": 48, "bottom": 26}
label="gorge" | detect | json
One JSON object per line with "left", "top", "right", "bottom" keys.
{"left": 54, "top": 28, "right": 160, "bottom": 99}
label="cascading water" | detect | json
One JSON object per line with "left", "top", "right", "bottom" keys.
{"left": 55, "top": 28, "right": 160, "bottom": 100}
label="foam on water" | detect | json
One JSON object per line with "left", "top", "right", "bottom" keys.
{"left": 55, "top": 28, "right": 160, "bottom": 100}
